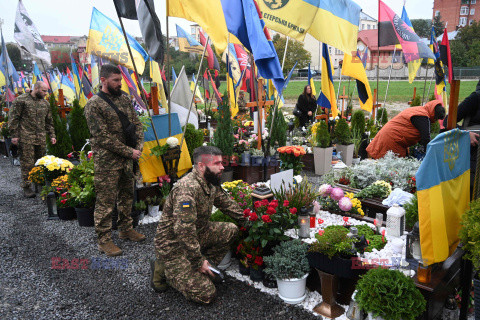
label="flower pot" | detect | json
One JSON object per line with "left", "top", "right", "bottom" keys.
{"left": 251, "top": 156, "right": 263, "bottom": 166}
{"left": 307, "top": 252, "right": 364, "bottom": 279}
{"left": 241, "top": 152, "right": 251, "bottom": 166}
{"left": 367, "top": 312, "right": 386, "bottom": 320}
{"left": 131, "top": 210, "right": 144, "bottom": 228}
{"left": 336, "top": 144, "right": 355, "bottom": 167}
{"left": 239, "top": 262, "right": 250, "bottom": 276}
{"left": 313, "top": 147, "right": 333, "bottom": 175}
{"left": 57, "top": 207, "right": 76, "bottom": 220}
{"left": 75, "top": 207, "right": 94, "bottom": 227}
{"left": 217, "top": 250, "right": 232, "bottom": 270}
{"left": 148, "top": 205, "right": 160, "bottom": 218}
{"left": 474, "top": 277, "right": 480, "bottom": 320}
{"left": 249, "top": 268, "right": 263, "bottom": 282}
{"left": 276, "top": 273, "right": 308, "bottom": 304}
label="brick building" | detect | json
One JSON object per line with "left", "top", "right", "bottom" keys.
{"left": 433, "top": 0, "right": 478, "bottom": 33}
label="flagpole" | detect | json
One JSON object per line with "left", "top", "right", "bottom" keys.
{"left": 426, "top": 70, "right": 434, "bottom": 100}
{"left": 376, "top": 0, "right": 381, "bottom": 123}
{"left": 166, "top": 3, "right": 171, "bottom": 137}
{"left": 178, "top": 36, "right": 209, "bottom": 152}
{"left": 421, "top": 63, "right": 430, "bottom": 105}
{"left": 112, "top": 0, "right": 161, "bottom": 147}
{"left": 281, "top": 37, "right": 289, "bottom": 72}
{"left": 0, "top": 24, "right": 12, "bottom": 111}
{"left": 382, "top": 46, "right": 396, "bottom": 108}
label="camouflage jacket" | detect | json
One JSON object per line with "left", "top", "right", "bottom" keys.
{"left": 155, "top": 168, "right": 246, "bottom": 269}
{"left": 8, "top": 93, "right": 55, "bottom": 144}
{"left": 84, "top": 92, "right": 143, "bottom": 172}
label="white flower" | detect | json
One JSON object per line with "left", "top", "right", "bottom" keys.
{"left": 166, "top": 137, "right": 179, "bottom": 148}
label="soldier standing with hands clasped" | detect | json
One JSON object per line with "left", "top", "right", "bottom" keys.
{"left": 8, "top": 81, "right": 56, "bottom": 198}
{"left": 151, "top": 146, "right": 247, "bottom": 304}
{"left": 84, "top": 65, "right": 145, "bottom": 257}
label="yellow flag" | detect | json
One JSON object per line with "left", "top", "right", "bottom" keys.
{"left": 408, "top": 59, "right": 422, "bottom": 83}
{"left": 149, "top": 60, "right": 168, "bottom": 110}
{"left": 341, "top": 53, "right": 373, "bottom": 112}
{"left": 227, "top": 73, "right": 238, "bottom": 117}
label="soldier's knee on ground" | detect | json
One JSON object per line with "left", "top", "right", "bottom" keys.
{"left": 187, "top": 282, "right": 216, "bottom": 305}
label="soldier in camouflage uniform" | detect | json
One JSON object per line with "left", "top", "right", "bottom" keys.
{"left": 8, "top": 81, "right": 56, "bottom": 198}
{"left": 84, "top": 65, "right": 145, "bottom": 257}
{"left": 151, "top": 146, "right": 246, "bottom": 304}
{"left": 236, "top": 90, "right": 248, "bottom": 117}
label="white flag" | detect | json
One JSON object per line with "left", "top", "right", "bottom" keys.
{"left": 14, "top": 0, "right": 51, "bottom": 65}
{"left": 170, "top": 66, "right": 198, "bottom": 129}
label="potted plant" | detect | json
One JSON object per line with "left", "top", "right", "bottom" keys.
{"left": 459, "top": 198, "right": 480, "bottom": 319}
{"left": 334, "top": 118, "right": 354, "bottom": 166}
{"left": 355, "top": 268, "right": 426, "bottom": 320}
{"left": 28, "top": 166, "right": 45, "bottom": 193}
{"left": 250, "top": 148, "right": 264, "bottom": 166}
{"left": 146, "top": 196, "right": 162, "bottom": 218}
{"left": 277, "top": 146, "right": 306, "bottom": 175}
{"left": 264, "top": 240, "right": 310, "bottom": 304}
{"left": 236, "top": 240, "right": 252, "bottom": 275}
{"left": 67, "top": 152, "right": 96, "bottom": 227}
{"left": 51, "top": 174, "right": 76, "bottom": 220}
{"left": 311, "top": 121, "right": 333, "bottom": 175}
{"left": 213, "top": 98, "right": 234, "bottom": 165}
{"left": 132, "top": 200, "right": 147, "bottom": 225}
{"left": 35, "top": 155, "right": 75, "bottom": 185}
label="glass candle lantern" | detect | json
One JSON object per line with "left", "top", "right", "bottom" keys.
{"left": 386, "top": 204, "right": 406, "bottom": 237}
{"left": 406, "top": 222, "right": 422, "bottom": 261}
{"left": 417, "top": 263, "right": 431, "bottom": 284}
{"left": 47, "top": 191, "right": 59, "bottom": 220}
{"left": 298, "top": 207, "right": 310, "bottom": 238}
{"left": 375, "top": 213, "right": 383, "bottom": 233}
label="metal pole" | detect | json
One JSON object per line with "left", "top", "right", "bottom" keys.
{"left": 112, "top": 0, "right": 161, "bottom": 146}
{"left": 166, "top": 2, "right": 171, "bottom": 136}
{"left": 383, "top": 46, "right": 396, "bottom": 108}
{"left": 375, "top": 0, "right": 380, "bottom": 123}
{"left": 0, "top": 25, "right": 12, "bottom": 111}
{"left": 281, "top": 37, "right": 289, "bottom": 72}
{"left": 426, "top": 70, "right": 435, "bottom": 101}
{"left": 421, "top": 63, "right": 430, "bottom": 105}
{"left": 178, "top": 36, "right": 209, "bottom": 151}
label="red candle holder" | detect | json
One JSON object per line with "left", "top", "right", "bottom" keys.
{"left": 310, "top": 216, "right": 316, "bottom": 228}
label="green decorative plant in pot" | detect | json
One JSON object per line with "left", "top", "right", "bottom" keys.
{"left": 334, "top": 118, "right": 354, "bottom": 166}
{"left": 311, "top": 121, "right": 333, "bottom": 175}
{"left": 459, "top": 198, "right": 480, "bottom": 319}
{"left": 264, "top": 239, "right": 310, "bottom": 304}
{"left": 355, "top": 268, "right": 426, "bottom": 320}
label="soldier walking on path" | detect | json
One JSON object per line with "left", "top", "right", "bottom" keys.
{"left": 84, "top": 65, "right": 145, "bottom": 257}
{"left": 8, "top": 81, "right": 56, "bottom": 198}
{"left": 151, "top": 146, "right": 247, "bottom": 304}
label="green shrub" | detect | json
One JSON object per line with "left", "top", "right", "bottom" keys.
{"left": 404, "top": 193, "right": 418, "bottom": 230}
{"left": 308, "top": 226, "right": 354, "bottom": 259}
{"left": 266, "top": 107, "right": 287, "bottom": 148}
{"left": 376, "top": 108, "right": 388, "bottom": 126}
{"left": 68, "top": 99, "right": 90, "bottom": 152}
{"left": 183, "top": 123, "right": 204, "bottom": 162}
{"left": 334, "top": 118, "right": 351, "bottom": 145}
{"left": 431, "top": 121, "right": 440, "bottom": 140}
{"left": 429, "top": 93, "right": 436, "bottom": 101}
{"left": 315, "top": 121, "right": 331, "bottom": 148}
{"left": 209, "top": 209, "right": 237, "bottom": 224}
{"left": 355, "top": 268, "right": 426, "bottom": 320}
{"left": 410, "top": 95, "right": 421, "bottom": 107}
{"left": 47, "top": 94, "right": 73, "bottom": 158}
{"left": 213, "top": 96, "right": 234, "bottom": 156}
{"left": 459, "top": 199, "right": 480, "bottom": 272}
{"left": 264, "top": 239, "right": 310, "bottom": 279}
{"left": 351, "top": 110, "right": 365, "bottom": 136}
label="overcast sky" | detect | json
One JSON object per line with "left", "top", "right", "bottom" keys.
{"left": 0, "top": 0, "right": 434, "bottom": 43}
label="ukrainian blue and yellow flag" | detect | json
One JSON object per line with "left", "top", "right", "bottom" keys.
{"left": 172, "top": 67, "right": 177, "bottom": 84}
{"left": 139, "top": 113, "right": 192, "bottom": 182}
{"left": 32, "top": 61, "right": 42, "bottom": 84}
{"left": 416, "top": 129, "right": 470, "bottom": 266}
{"left": 307, "top": 63, "right": 317, "bottom": 97}
{"left": 341, "top": 52, "right": 373, "bottom": 113}
{"left": 257, "top": 0, "right": 361, "bottom": 55}
{"left": 71, "top": 55, "right": 87, "bottom": 107}
{"left": 90, "top": 54, "right": 99, "bottom": 89}
{"left": 317, "top": 43, "right": 337, "bottom": 118}
{"left": 56, "top": 73, "right": 76, "bottom": 104}
{"left": 401, "top": 6, "right": 422, "bottom": 83}
{"left": 86, "top": 7, "right": 148, "bottom": 74}
{"left": 176, "top": 24, "right": 205, "bottom": 55}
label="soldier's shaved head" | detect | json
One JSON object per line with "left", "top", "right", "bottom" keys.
{"left": 31, "top": 81, "right": 48, "bottom": 99}
{"left": 193, "top": 146, "right": 222, "bottom": 165}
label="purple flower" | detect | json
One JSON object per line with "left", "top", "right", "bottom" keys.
{"left": 338, "top": 197, "right": 352, "bottom": 211}
{"left": 319, "top": 184, "right": 333, "bottom": 197}
{"left": 330, "top": 187, "right": 344, "bottom": 201}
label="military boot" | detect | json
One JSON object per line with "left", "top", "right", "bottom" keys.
{"left": 119, "top": 229, "right": 146, "bottom": 242}
{"left": 23, "top": 186, "right": 36, "bottom": 198}
{"left": 149, "top": 258, "right": 168, "bottom": 292}
{"left": 98, "top": 241, "right": 123, "bottom": 257}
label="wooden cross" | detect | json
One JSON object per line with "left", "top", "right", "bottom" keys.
{"left": 245, "top": 79, "right": 274, "bottom": 149}
{"left": 408, "top": 87, "right": 417, "bottom": 105}
{"left": 447, "top": 80, "right": 460, "bottom": 130}
{"left": 371, "top": 88, "right": 382, "bottom": 121}
{"left": 57, "top": 89, "right": 71, "bottom": 119}
{"left": 338, "top": 86, "right": 349, "bottom": 119}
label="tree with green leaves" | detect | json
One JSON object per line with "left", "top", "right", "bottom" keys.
{"left": 47, "top": 94, "right": 73, "bottom": 158}
{"left": 410, "top": 19, "right": 431, "bottom": 39}
{"left": 272, "top": 34, "right": 311, "bottom": 71}
{"left": 68, "top": 99, "right": 91, "bottom": 152}
{"left": 266, "top": 107, "right": 287, "bottom": 150}
{"left": 450, "top": 21, "right": 480, "bottom": 67}
{"left": 433, "top": 14, "right": 445, "bottom": 39}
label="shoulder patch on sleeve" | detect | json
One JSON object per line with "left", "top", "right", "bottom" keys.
{"left": 182, "top": 201, "right": 191, "bottom": 208}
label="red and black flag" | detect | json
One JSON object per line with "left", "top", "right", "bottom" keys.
{"left": 199, "top": 31, "right": 220, "bottom": 72}
{"left": 439, "top": 28, "right": 454, "bottom": 84}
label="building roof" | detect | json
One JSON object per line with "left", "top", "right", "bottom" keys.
{"left": 357, "top": 29, "right": 401, "bottom": 51}
{"left": 41, "top": 35, "right": 73, "bottom": 44}
{"left": 360, "top": 11, "right": 377, "bottom": 22}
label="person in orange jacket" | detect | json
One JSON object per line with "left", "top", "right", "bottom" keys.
{"left": 366, "top": 100, "right": 445, "bottom": 159}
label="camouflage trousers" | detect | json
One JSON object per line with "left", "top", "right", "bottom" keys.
{"left": 19, "top": 143, "right": 45, "bottom": 188}
{"left": 94, "top": 168, "right": 134, "bottom": 244}
{"left": 160, "top": 221, "right": 238, "bottom": 304}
